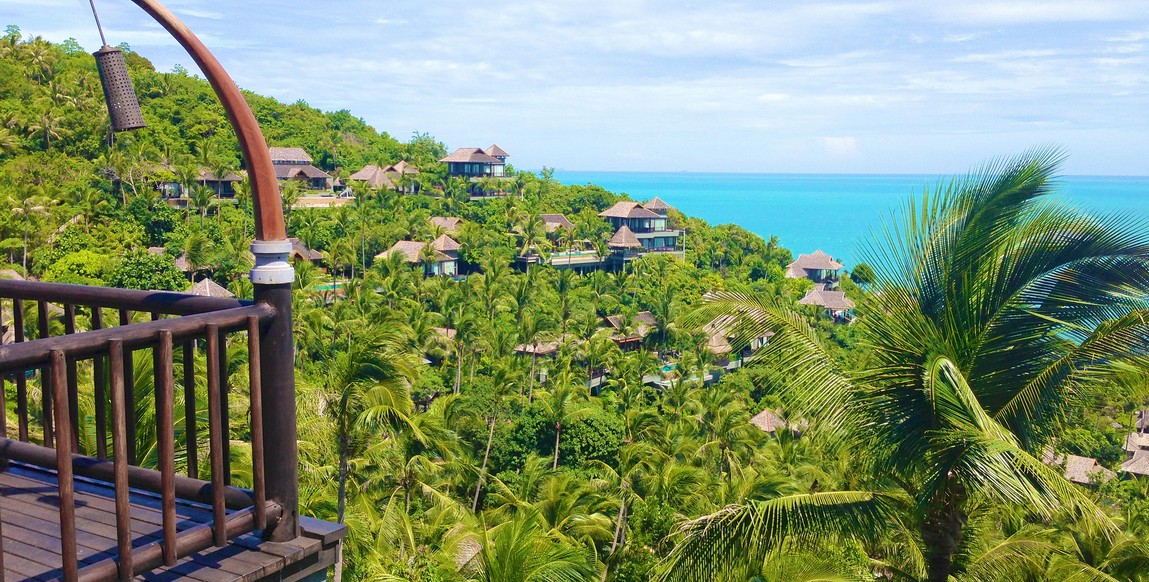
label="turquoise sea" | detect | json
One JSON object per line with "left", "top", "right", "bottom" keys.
{"left": 554, "top": 171, "right": 1149, "bottom": 268}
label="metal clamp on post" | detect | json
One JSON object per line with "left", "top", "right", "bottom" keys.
{"left": 250, "top": 240, "right": 295, "bottom": 285}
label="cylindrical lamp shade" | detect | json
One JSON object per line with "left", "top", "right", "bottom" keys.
{"left": 94, "top": 45, "right": 146, "bottom": 132}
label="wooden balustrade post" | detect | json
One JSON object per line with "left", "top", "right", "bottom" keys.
{"left": 252, "top": 267, "right": 298, "bottom": 542}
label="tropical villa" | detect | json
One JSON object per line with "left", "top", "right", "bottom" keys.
{"left": 524, "top": 200, "right": 685, "bottom": 273}
{"left": 152, "top": 167, "right": 243, "bottom": 204}
{"left": 378, "top": 234, "right": 461, "bottom": 277}
{"left": 441, "top": 145, "right": 508, "bottom": 177}
{"left": 599, "top": 201, "right": 681, "bottom": 252}
{"left": 187, "top": 276, "right": 234, "bottom": 298}
{"left": 702, "top": 315, "right": 775, "bottom": 366}
{"left": 1041, "top": 450, "right": 1116, "bottom": 486}
{"left": 348, "top": 160, "right": 420, "bottom": 194}
{"left": 440, "top": 145, "right": 511, "bottom": 196}
{"left": 269, "top": 146, "right": 332, "bottom": 191}
{"left": 797, "top": 286, "right": 856, "bottom": 321}
{"left": 430, "top": 216, "right": 464, "bottom": 235}
{"left": 604, "top": 311, "right": 658, "bottom": 350}
{"left": 541, "top": 213, "right": 576, "bottom": 234}
{"left": 288, "top": 237, "right": 324, "bottom": 265}
{"left": 785, "top": 250, "right": 843, "bottom": 287}
{"left": 1123, "top": 430, "right": 1149, "bottom": 478}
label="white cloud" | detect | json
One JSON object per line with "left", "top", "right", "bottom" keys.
{"left": 175, "top": 9, "right": 223, "bottom": 20}
{"left": 931, "top": 1, "right": 1149, "bottom": 25}
{"left": 943, "top": 33, "right": 983, "bottom": 43}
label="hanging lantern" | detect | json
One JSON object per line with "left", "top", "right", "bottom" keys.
{"left": 94, "top": 45, "right": 146, "bottom": 132}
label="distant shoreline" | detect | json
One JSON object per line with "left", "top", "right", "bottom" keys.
{"left": 554, "top": 171, "right": 1149, "bottom": 268}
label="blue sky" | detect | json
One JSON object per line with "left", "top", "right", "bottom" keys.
{"left": 2, "top": 0, "right": 1148, "bottom": 175}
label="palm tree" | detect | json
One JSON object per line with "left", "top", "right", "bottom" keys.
{"left": 662, "top": 150, "right": 1149, "bottom": 581}
{"left": 461, "top": 507, "right": 600, "bottom": 582}
{"left": 26, "top": 108, "right": 66, "bottom": 149}
{"left": 324, "top": 324, "right": 419, "bottom": 526}
{"left": 538, "top": 369, "right": 594, "bottom": 470}
{"left": 471, "top": 362, "right": 521, "bottom": 512}
{"left": 10, "top": 188, "right": 53, "bottom": 273}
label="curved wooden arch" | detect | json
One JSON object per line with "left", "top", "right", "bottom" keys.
{"left": 131, "top": 0, "right": 286, "bottom": 242}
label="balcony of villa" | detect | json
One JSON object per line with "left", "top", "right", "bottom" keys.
{"left": 0, "top": 279, "right": 344, "bottom": 581}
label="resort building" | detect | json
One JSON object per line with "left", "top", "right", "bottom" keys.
{"left": 269, "top": 146, "right": 332, "bottom": 191}
{"left": 517, "top": 201, "right": 685, "bottom": 273}
{"left": 187, "top": 277, "right": 234, "bottom": 298}
{"left": 703, "top": 315, "right": 774, "bottom": 366}
{"left": 1123, "top": 431, "right": 1149, "bottom": 478}
{"left": 1042, "top": 450, "right": 1116, "bottom": 485}
{"left": 348, "top": 160, "right": 420, "bottom": 194}
{"left": 541, "top": 213, "right": 576, "bottom": 235}
{"left": 750, "top": 409, "right": 793, "bottom": 435}
{"left": 797, "top": 286, "right": 856, "bottom": 321}
{"left": 430, "top": 216, "right": 464, "bottom": 235}
{"left": 289, "top": 237, "right": 324, "bottom": 265}
{"left": 151, "top": 167, "right": 243, "bottom": 203}
{"left": 441, "top": 146, "right": 507, "bottom": 178}
{"left": 377, "top": 234, "right": 461, "bottom": 277}
{"left": 597, "top": 200, "right": 684, "bottom": 267}
{"left": 645, "top": 197, "right": 672, "bottom": 216}
{"left": 604, "top": 310, "right": 658, "bottom": 350}
{"left": 440, "top": 146, "right": 512, "bottom": 197}
{"left": 786, "top": 250, "right": 843, "bottom": 287}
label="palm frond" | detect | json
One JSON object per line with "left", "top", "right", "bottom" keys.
{"left": 652, "top": 491, "right": 898, "bottom": 582}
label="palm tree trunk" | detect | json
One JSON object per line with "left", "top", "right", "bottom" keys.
{"left": 552, "top": 422, "right": 562, "bottom": 469}
{"left": 602, "top": 496, "right": 627, "bottom": 582}
{"left": 453, "top": 348, "right": 463, "bottom": 394}
{"left": 472, "top": 414, "right": 497, "bottom": 512}
{"left": 922, "top": 480, "right": 966, "bottom": 582}
{"left": 336, "top": 433, "right": 349, "bottom": 524}
{"left": 528, "top": 351, "right": 537, "bottom": 401}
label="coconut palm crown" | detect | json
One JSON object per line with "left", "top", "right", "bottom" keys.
{"left": 662, "top": 149, "right": 1149, "bottom": 581}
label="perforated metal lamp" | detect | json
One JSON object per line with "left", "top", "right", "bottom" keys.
{"left": 88, "top": 0, "right": 146, "bottom": 132}
{"left": 93, "top": 45, "right": 146, "bottom": 132}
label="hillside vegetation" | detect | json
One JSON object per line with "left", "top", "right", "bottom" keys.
{"left": 2, "top": 29, "right": 1148, "bottom": 582}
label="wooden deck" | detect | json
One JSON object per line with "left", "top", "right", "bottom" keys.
{"left": 0, "top": 462, "right": 342, "bottom": 581}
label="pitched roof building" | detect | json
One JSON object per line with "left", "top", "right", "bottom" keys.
{"left": 269, "top": 147, "right": 331, "bottom": 191}
{"left": 430, "top": 216, "right": 464, "bottom": 234}
{"left": 786, "top": 250, "right": 844, "bottom": 283}
{"left": 1042, "top": 450, "right": 1116, "bottom": 485}
{"left": 604, "top": 311, "right": 658, "bottom": 347}
{"left": 376, "top": 235, "right": 462, "bottom": 277}
{"left": 348, "top": 161, "right": 420, "bottom": 191}
{"left": 188, "top": 277, "right": 234, "bottom": 298}
{"left": 797, "top": 287, "right": 856, "bottom": 313}
{"left": 599, "top": 201, "right": 663, "bottom": 220}
{"left": 608, "top": 225, "right": 643, "bottom": 249}
{"left": 288, "top": 238, "right": 323, "bottom": 262}
{"left": 485, "top": 144, "right": 510, "bottom": 161}
{"left": 440, "top": 148, "right": 506, "bottom": 179}
{"left": 750, "top": 409, "right": 790, "bottom": 434}
{"left": 540, "top": 213, "right": 576, "bottom": 233}
{"left": 645, "top": 197, "right": 672, "bottom": 216}
{"left": 1122, "top": 451, "right": 1149, "bottom": 477}
{"left": 268, "top": 147, "right": 313, "bottom": 165}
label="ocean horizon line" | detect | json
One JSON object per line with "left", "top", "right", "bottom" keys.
{"left": 545, "top": 169, "right": 1149, "bottom": 180}
{"left": 549, "top": 171, "right": 1149, "bottom": 268}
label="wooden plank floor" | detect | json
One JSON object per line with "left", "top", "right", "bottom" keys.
{"left": 0, "top": 463, "right": 331, "bottom": 582}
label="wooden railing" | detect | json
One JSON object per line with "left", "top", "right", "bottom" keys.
{"left": 0, "top": 278, "right": 285, "bottom": 581}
